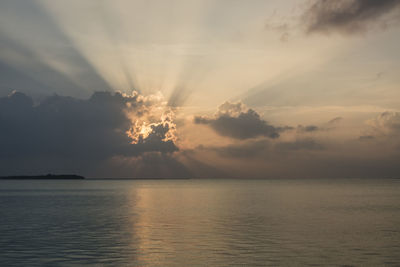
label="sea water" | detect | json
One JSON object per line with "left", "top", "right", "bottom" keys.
{"left": 1, "top": 179, "right": 399, "bottom": 266}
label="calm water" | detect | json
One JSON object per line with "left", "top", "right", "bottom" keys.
{"left": 0, "top": 179, "right": 400, "bottom": 266}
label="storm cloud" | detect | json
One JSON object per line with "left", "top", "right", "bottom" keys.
{"left": 0, "top": 91, "right": 178, "bottom": 176}
{"left": 194, "top": 101, "right": 281, "bottom": 139}
{"left": 303, "top": 0, "right": 400, "bottom": 34}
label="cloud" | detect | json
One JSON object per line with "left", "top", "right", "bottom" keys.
{"left": 0, "top": 91, "right": 178, "bottom": 176}
{"left": 366, "top": 111, "right": 400, "bottom": 136}
{"left": 303, "top": 0, "right": 400, "bottom": 34}
{"left": 296, "top": 117, "right": 344, "bottom": 133}
{"left": 207, "top": 138, "right": 324, "bottom": 160}
{"left": 97, "top": 152, "right": 192, "bottom": 179}
{"left": 186, "top": 109, "right": 400, "bottom": 179}
{"left": 359, "top": 135, "right": 375, "bottom": 140}
{"left": 265, "top": 22, "right": 291, "bottom": 42}
{"left": 275, "top": 139, "right": 324, "bottom": 151}
{"left": 376, "top": 111, "right": 400, "bottom": 130}
{"left": 211, "top": 140, "right": 271, "bottom": 158}
{"left": 296, "top": 125, "right": 319, "bottom": 133}
{"left": 328, "top": 117, "right": 343, "bottom": 124}
{"left": 194, "top": 101, "right": 282, "bottom": 139}
{"left": 186, "top": 135, "right": 400, "bottom": 179}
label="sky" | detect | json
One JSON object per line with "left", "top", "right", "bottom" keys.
{"left": 0, "top": 0, "right": 400, "bottom": 178}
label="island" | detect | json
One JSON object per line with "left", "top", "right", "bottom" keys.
{"left": 0, "top": 174, "right": 85, "bottom": 179}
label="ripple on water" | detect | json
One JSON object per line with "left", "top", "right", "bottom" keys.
{"left": 0, "top": 179, "right": 400, "bottom": 266}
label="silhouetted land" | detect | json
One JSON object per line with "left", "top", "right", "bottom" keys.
{"left": 0, "top": 174, "right": 85, "bottom": 180}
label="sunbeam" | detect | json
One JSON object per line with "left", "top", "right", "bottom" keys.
{"left": 0, "top": 0, "right": 113, "bottom": 97}
{"left": 1, "top": 0, "right": 400, "bottom": 179}
{"left": 1, "top": 2, "right": 400, "bottom": 265}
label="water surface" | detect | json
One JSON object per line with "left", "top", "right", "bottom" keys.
{"left": 1, "top": 179, "right": 399, "bottom": 266}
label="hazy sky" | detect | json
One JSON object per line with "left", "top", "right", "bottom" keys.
{"left": 1, "top": 0, "right": 400, "bottom": 178}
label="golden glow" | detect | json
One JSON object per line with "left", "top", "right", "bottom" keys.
{"left": 126, "top": 108, "right": 177, "bottom": 144}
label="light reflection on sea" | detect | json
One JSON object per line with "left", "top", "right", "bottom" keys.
{"left": 0, "top": 179, "right": 400, "bottom": 266}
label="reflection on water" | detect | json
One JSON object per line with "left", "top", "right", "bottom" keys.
{"left": 1, "top": 179, "right": 400, "bottom": 266}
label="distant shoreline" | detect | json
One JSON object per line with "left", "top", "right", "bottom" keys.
{"left": 0, "top": 174, "right": 85, "bottom": 180}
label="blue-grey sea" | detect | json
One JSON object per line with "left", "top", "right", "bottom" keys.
{"left": 1, "top": 179, "right": 400, "bottom": 266}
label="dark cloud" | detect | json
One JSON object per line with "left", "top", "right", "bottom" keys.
{"left": 328, "top": 117, "right": 343, "bottom": 124}
{"left": 296, "top": 125, "right": 319, "bottom": 133}
{"left": 303, "top": 0, "right": 400, "bottom": 34}
{"left": 186, "top": 109, "right": 400, "bottom": 179}
{"left": 194, "top": 101, "right": 281, "bottom": 139}
{"left": 0, "top": 91, "right": 178, "bottom": 176}
{"left": 296, "top": 118, "right": 345, "bottom": 133}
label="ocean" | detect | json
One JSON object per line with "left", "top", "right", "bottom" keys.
{"left": 1, "top": 179, "right": 399, "bottom": 266}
